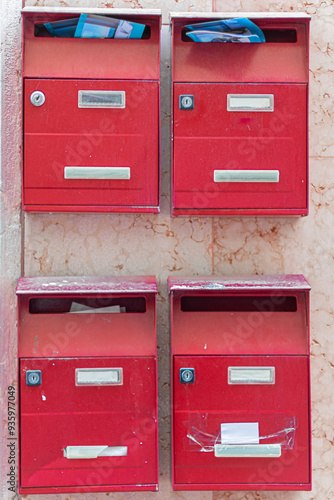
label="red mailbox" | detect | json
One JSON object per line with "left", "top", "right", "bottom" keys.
{"left": 16, "top": 276, "right": 158, "bottom": 495}
{"left": 171, "top": 13, "right": 310, "bottom": 216}
{"left": 169, "top": 275, "right": 311, "bottom": 491}
{"left": 22, "top": 7, "right": 161, "bottom": 213}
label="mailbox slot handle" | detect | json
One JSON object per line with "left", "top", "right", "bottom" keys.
{"left": 214, "top": 170, "right": 279, "bottom": 183}
{"left": 214, "top": 444, "right": 281, "bottom": 458}
{"left": 64, "top": 167, "right": 130, "bottom": 180}
{"left": 227, "top": 94, "right": 274, "bottom": 112}
{"left": 64, "top": 445, "right": 127, "bottom": 459}
{"left": 78, "top": 90, "right": 125, "bottom": 108}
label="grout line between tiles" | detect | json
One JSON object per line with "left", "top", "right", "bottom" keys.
{"left": 212, "top": 218, "right": 215, "bottom": 275}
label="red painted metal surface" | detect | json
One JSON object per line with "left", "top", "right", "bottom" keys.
{"left": 22, "top": 10, "right": 161, "bottom": 213}
{"left": 174, "top": 356, "right": 310, "bottom": 489}
{"left": 20, "top": 357, "right": 157, "bottom": 493}
{"left": 170, "top": 275, "right": 311, "bottom": 491}
{"left": 16, "top": 276, "right": 159, "bottom": 494}
{"left": 171, "top": 14, "right": 310, "bottom": 216}
{"left": 168, "top": 275, "right": 311, "bottom": 291}
{"left": 173, "top": 17, "right": 308, "bottom": 84}
{"left": 23, "top": 11, "right": 160, "bottom": 80}
{"left": 174, "top": 83, "right": 307, "bottom": 211}
{"left": 16, "top": 275, "right": 158, "bottom": 295}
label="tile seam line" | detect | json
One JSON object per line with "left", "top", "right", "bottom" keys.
{"left": 212, "top": 218, "right": 215, "bottom": 275}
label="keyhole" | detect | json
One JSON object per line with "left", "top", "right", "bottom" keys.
{"left": 26, "top": 370, "right": 42, "bottom": 385}
{"left": 30, "top": 91, "right": 45, "bottom": 107}
{"left": 182, "top": 370, "right": 192, "bottom": 381}
{"left": 181, "top": 96, "right": 193, "bottom": 108}
{"left": 28, "top": 372, "right": 39, "bottom": 384}
{"left": 180, "top": 368, "right": 195, "bottom": 383}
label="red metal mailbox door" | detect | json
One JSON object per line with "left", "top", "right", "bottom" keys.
{"left": 24, "top": 79, "right": 159, "bottom": 210}
{"left": 20, "top": 357, "right": 157, "bottom": 490}
{"left": 173, "top": 83, "right": 307, "bottom": 214}
{"left": 173, "top": 355, "right": 310, "bottom": 490}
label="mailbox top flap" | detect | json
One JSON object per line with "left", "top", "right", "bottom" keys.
{"left": 17, "top": 276, "right": 157, "bottom": 358}
{"left": 16, "top": 276, "right": 158, "bottom": 296}
{"left": 170, "top": 275, "right": 310, "bottom": 356}
{"left": 22, "top": 7, "right": 162, "bottom": 17}
{"left": 168, "top": 275, "right": 311, "bottom": 293}
{"left": 172, "top": 13, "right": 310, "bottom": 84}
{"left": 22, "top": 9, "right": 161, "bottom": 80}
{"left": 170, "top": 11, "right": 311, "bottom": 22}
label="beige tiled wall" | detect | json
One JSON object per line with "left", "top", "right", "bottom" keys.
{"left": 1, "top": 0, "right": 333, "bottom": 498}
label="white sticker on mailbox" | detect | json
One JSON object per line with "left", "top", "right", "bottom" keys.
{"left": 221, "top": 422, "right": 259, "bottom": 444}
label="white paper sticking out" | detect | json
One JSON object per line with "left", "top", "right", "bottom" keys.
{"left": 221, "top": 422, "right": 259, "bottom": 444}
{"left": 69, "top": 303, "right": 122, "bottom": 313}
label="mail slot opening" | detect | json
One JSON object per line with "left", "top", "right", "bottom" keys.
{"left": 29, "top": 296, "right": 147, "bottom": 314}
{"left": 261, "top": 29, "right": 297, "bottom": 43}
{"left": 33, "top": 20, "right": 151, "bottom": 39}
{"left": 181, "top": 27, "right": 297, "bottom": 43}
{"left": 180, "top": 295, "right": 297, "bottom": 312}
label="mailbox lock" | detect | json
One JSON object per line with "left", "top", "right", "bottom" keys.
{"left": 180, "top": 368, "right": 195, "bottom": 383}
{"left": 26, "top": 370, "right": 42, "bottom": 386}
{"left": 30, "top": 91, "right": 45, "bottom": 107}
{"left": 179, "top": 95, "right": 194, "bottom": 110}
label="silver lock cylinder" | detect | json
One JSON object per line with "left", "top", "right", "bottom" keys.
{"left": 26, "top": 370, "right": 42, "bottom": 386}
{"left": 30, "top": 91, "right": 45, "bottom": 107}
{"left": 180, "top": 368, "right": 195, "bottom": 383}
{"left": 179, "top": 95, "right": 194, "bottom": 110}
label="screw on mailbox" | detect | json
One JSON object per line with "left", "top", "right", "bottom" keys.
{"left": 180, "top": 368, "right": 195, "bottom": 383}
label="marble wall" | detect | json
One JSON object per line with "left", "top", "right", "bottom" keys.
{"left": 0, "top": 0, "right": 333, "bottom": 498}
